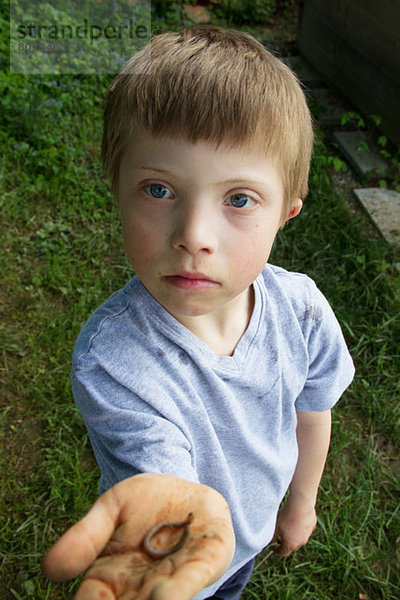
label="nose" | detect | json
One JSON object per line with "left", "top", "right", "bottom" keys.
{"left": 171, "top": 200, "right": 217, "bottom": 255}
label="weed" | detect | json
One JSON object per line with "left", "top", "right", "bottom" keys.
{"left": 340, "top": 110, "right": 400, "bottom": 190}
{"left": 211, "top": 0, "right": 277, "bottom": 25}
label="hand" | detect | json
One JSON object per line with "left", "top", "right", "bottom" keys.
{"left": 43, "top": 473, "right": 235, "bottom": 600}
{"left": 271, "top": 497, "right": 317, "bottom": 557}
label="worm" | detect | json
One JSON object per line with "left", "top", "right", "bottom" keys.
{"left": 143, "top": 512, "right": 194, "bottom": 559}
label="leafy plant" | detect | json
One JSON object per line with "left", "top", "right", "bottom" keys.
{"left": 340, "top": 110, "right": 400, "bottom": 190}
{"left": 211, "top": 0, "right": 277, "bottom": 24}
{"left": 311, "top": 132, "right": 347, "bottom": 188}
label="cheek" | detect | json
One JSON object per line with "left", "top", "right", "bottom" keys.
{"left": 121, "top": 217, "right": 163, "bottom": 267}
{"left": 231, "top": 223, "right": 276, "bottom": 265}
{"left": 229, "top": 239, "right": 271, "bottom": 286}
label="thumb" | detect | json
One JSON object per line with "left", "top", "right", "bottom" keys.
{"left": 43, "top": 491, "right": 118, "bottom": 581}
{"left": 271, "top": 526, "right": 288, "bottom": 556}
{"left": 272, "top": 536, "right": 290, "bottom": 557}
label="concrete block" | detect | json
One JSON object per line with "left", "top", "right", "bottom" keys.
{"left": 333, "top": 131, "right": 387, "bottom": 177}
{"left": 353, "top": 188, "right": 400, "bottom": 249}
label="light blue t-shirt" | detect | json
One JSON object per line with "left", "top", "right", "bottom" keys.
{"left": 71, "top": 264, "right": 354, "bottom": 599}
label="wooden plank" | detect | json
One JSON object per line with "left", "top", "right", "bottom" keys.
{"left": 307, "top": 0, "right": 399, "bottom": 76}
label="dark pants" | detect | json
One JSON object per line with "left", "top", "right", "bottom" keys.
{"left": 205, "top": 558, "right": 255, "bottom": 600}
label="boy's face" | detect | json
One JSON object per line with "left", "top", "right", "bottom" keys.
{"left": 118, "top": 131, "right": 301, "bottom": 329}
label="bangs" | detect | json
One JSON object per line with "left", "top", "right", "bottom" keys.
{"left": 102, "top": 26, "right": 313, "bottom": 206}
{"left": 131, "top": 47, "right": 274, "bottom": 146}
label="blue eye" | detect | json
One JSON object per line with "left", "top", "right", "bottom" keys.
{"left": 227, "top": 194, "right": 256, "bottom": 209}
{"left": 145, "top": 184, "right": 173, "bottom": 198}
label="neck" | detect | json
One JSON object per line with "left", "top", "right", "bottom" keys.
{"left": 175, "top": 286, "right": 255, "bottom": 356}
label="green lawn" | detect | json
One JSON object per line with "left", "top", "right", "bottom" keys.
{"left": 1, "top": 3, "right": 399, "bottom": 599}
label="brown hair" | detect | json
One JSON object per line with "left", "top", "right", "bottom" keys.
{"left": 102, "top": 25, "right": 313, "bottom": 213}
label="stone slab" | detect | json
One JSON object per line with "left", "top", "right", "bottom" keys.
{"left": 333, "top": 131, "right": 387, "bottom": 177}
{"left": 353, "top": 188, "right": 400, "bottom": 249}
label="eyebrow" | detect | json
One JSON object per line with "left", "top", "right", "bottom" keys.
{"left": 137, "top": 167, "right": 268, "bottom": 187}
{"left": 138, "top": 167, "right": 174, "bottom": 175}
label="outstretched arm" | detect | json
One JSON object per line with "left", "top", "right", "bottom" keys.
{"left": 273, "top": 409, "right": 331, "bottom": 557}
{"left": 43, "top": 473, "right": 235, "bottom": 600}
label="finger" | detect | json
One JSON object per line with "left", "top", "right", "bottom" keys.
{"left": 147, "top": 535, "right": 233, "bottom": 600}
{"left": 272, "top": 536, "right": 292, "bottom": 557}
{"left": 74, "top": 578, "right": 116, "bottom": 600}
{"left": 148, "top": 561, "right": 217, "bottom": 600}
{"left": 273, "top": 545, "right": 291, "bottom": 557}
{"left": 271, "top": 532, "right": 280, "bottom": 545}
{"left": 270, "top": 531, "right": 281, "bottom": 552}
{"left": 43, "top": 491, "right": 119, "bottom": 581}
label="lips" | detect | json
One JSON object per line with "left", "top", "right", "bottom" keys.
{"left": 163, "top": 272, "right": 219, "bottom": 290}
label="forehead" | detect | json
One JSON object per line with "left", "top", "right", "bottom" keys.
{"left": 120, "top": 129, "right": 283, "bottom": 182}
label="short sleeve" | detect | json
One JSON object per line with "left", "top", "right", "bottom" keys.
{"left": 72, "top": 362, "right": 198, "bottom": 494}
{"left": 295, "top": 282, "right": 355, "bottom": 412}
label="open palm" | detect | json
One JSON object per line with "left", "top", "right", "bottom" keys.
{"left": 43, "top": 473, "right": 235, "bottom": 600}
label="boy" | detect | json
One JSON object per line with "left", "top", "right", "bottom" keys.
{"left": 44, "top": 25, "right": 354, "bottom": 600}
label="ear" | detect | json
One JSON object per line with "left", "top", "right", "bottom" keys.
{"left": 285, "top": 198, "right": 303, "bottom": 222}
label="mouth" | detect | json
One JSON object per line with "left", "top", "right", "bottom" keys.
{"left": 163, "top": 272, "right": 219, "bottom": 291}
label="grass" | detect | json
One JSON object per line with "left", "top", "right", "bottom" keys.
{"left": 1, "top": 3, "right": 399, "bottom": 599}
